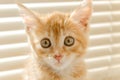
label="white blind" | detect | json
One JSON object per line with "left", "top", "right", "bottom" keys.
{"left": 0, "top": 0, "right": 120, "bottom": 80}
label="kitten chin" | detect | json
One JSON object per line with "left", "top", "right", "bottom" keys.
{"left": 17, "top": 0, "right": 92, "bottom": 80}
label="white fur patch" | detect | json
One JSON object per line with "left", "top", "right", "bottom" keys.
{"left": 35, "top": 43, "right": 41, "bottom": 49}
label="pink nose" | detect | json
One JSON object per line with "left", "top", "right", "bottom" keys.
{"left": 54, "top": 54, "right": 62, "bottom": 62}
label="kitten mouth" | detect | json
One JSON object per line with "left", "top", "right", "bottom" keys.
{"left": 55, "top": 60, "right": 62, "bottom": 65}
{"left": 55, "top": 62, "right": 61, "bottom": 66}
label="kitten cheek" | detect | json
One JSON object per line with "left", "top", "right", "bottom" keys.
{"left": 35, "top": 43, "right": 41, "bottom": 49}
{"left": 43, "top": 56, "right": 55, "bottom": 65}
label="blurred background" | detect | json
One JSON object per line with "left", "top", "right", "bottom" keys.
{"left": 0, "top": 0, "right": 120, "bottom": 80}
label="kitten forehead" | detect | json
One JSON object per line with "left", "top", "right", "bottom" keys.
{"left": 46, "top": 12, "right": 67, "bottom": 32}
{"left": 45, "top": 12, "right": 68, "bottom": 43}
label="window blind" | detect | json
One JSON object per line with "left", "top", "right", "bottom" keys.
{"left": 0, "top": 0, "right": 120, "bottom": 80}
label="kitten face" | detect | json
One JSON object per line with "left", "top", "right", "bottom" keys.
{"left": 17, "top": 0, "right": 92, "bottom": 70}
{"left": 30, "top": 13, "right": 87, "bottom": 70}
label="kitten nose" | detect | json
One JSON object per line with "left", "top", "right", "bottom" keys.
{"left": 54, "top": 54, "right": 62, "bottom": 62}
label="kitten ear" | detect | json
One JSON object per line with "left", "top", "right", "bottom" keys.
{"left": 17, "top": 3, "right": 40, "bottom": 32}
{"left": 70, "top": 0, "right": 92, "bottom": 30}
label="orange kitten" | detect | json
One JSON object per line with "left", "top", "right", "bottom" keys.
{"left": 17, "top": 0, "right": 92, "bottom": 80}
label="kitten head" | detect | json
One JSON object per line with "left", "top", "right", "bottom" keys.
{"left": 17, "top": 0, "right": 92, "bottom": 70}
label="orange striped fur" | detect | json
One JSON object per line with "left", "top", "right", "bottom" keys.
{"left": 17, "top": 0, "right": 92, "bottom": 80}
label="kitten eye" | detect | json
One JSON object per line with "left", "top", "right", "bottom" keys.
{"left": 40, "top": 38, "right": 51, "bottom": 48}
{"left": 64, "top": 36, "right": 75, "bottom": 47}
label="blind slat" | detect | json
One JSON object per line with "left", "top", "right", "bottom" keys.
{"left": 0, "top": 21, "right": 24, "bottom": 31}
{"left": 0, "top": 56, "right": 27, "bottom": 71}
{"left": 0, "top": 0, "right": 81, "bottom": 4}
{"left": 0, "top": 1, "right": 111, "bottom": 17}
{"left": 0, "top": 69, "right": 23, "bottom": 80}
{"left": 0, "top": 43, "right": 29, "bottom": 58}
{"left": 111, "top": 1, "right": 120, "bottom": 11}
{"left": 0, "top": 0, "right": 111, "bottom": 4}
{"left": 0, "top": 30, "right": 26, "bottom": 45}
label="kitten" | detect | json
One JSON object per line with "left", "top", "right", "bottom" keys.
{"left": 17, "top": 0, "right": 92, "bottom": 80}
